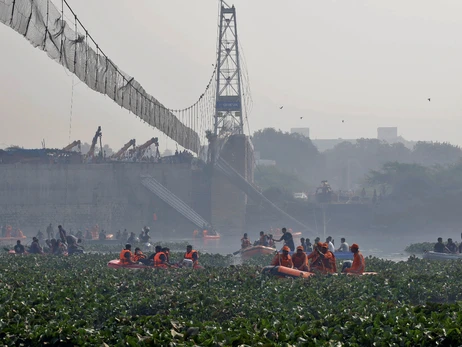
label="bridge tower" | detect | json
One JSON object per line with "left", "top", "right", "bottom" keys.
{"left": 214, "top": 1, "right": 244, "bottom": 137}
{"left": 210, "top": 1, "right": 254, "bottom": 234}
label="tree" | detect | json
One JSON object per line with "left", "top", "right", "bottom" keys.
{"left": 411, "top": 141, "right": 462, "bottom": 166}
{"left": 252, "top": 128, "right": 321, "bottom": 185}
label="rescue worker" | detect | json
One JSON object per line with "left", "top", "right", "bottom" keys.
{"left": 133, "top": 247, "right": 147, "bottom": 263}
{"left": 292, "top": 246, "right": 309, "bottom": 271}
{"left": 257, "top": 231, "right": 268, "bottom": 246}
{"left": 29, "top": 237, "right": 43, "bottom": 254}
{"left": 57, "top": 225, "right": 67, "bottom": 243}
{"left": 306, "top": 238, "right": 313, "bottom": 252}
{"left": 274, "top": 227, "right": 295, "bottom": 251}
{"left": 342, "top": 243, "right": 365, "bottom": 275}
{"left": 307, "top": 242, "right": 324, "bottom": 272}
{"left": 241, "top": 233, "right": 251, "bottom": 249}
{"left": 434, "top": 237, "right": 449, "bottom": 253}
{"left": 446, "top": 238, "right": 458, "bottom": 254}
{"left": 14, "top": 240, "right": 25, "bottom": 254}
{"left": 153, "top": 247, "right": 169, "bottom": 268}
{"left": 162, "top": 247, "right": 171, "bottom": 263}
{"left": 119, "top": 244, "right": 135, "bottom": 265}
{"left": 183, "top": 245, "right": 199, "bottom": 267}
{"left": 270, "top": 245, "right": 293, "bottom": 268}
{"left": 318, "top": 243, "right": 336, "bottom": 274}
{"left": 147, "top": 245, "right": 162, "bottom": 265}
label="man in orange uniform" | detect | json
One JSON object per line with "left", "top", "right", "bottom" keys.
{"left": 307, "top": 242, "right": 324, "bottom": 271}
{"left": 119, "top": 244, "right": 135, "bottom": 265}
{"left": 183, "top": 245, "right": 199, "bottom": 267}
{"left": 292, "top": 246, "right": 309, "bottom": 271}
{"left": 319, "top": 243, "right": 337, "bottom": 274}
{"left": 342, "top": 243, "right": 365, "bottom": 274}
{"left": 270, "top": 245, "right": 293, "bottom": 268}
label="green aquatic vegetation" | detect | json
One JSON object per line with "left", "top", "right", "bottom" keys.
{"left": 0, "top": 254, "right": 462, "bottom": 345}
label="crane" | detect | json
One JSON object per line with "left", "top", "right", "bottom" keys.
{"left": 62, "top": 140, "right": 81, "bottom": 152}
{"left": 85, "top": 126, "right": 102, "bottom": 160}
{"left": 111, "top": 139, "right": 136, "bottom": 160}
{"left": 135, "top": 137, "right": 159, "bottom": 160}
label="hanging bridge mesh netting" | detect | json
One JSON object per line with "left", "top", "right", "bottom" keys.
{"left": 0, "top": 0, "right": 206, "bottom": 153}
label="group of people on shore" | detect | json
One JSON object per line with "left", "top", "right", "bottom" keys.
{"left": 119, "top": 244, "right": 200, "bottom": 269}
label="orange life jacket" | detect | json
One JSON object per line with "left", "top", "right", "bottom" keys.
{"left": 119, "top": 249, "right": 132, "bottom": 264}
{"left": 292, "top": 252, "right": 307, "bottom": 269}
{"left": 271, "top": 253, "right": 293, "bottom": 268}
{"left": 154, "top": 251, "right": 168, "bottom": 268}
{"left": 133, "top": 252, "right": 146, "bottom": 262}
{"left": 346, "top": 251, "right": 365, "bottom": 274}
{"left": 322, "top": 251, "right": 337, "bottom": 273}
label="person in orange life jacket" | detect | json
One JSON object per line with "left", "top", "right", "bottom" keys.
{"left": 153, "top": 247, "right": 169, "bottom": 268}
{"left": 241, "top": 233, "right": 251, "bottom": 249}
{"left": 183, "top": 245, "right": 199, "bottom": 266}
{"left": 147, "top": 245, "right": 162, "bottom": 265}
{"left": 342, "top": 243, "right": 365, "bottom": 274}
{"left": 317, "top": 243, "right": 337, "bottom": 273}
{"left": 292, "top": 246, "right": 309, "bottom": 271}
{"left": 119, "top": 244, "right": 135, "bottom": 265}
{"left": 307, "top": 242, "right": 324, "bottom": 271}
{"left": 133, "top": 247, "right": 147, "bottom": 263}
{"left": 270, "top": 245, "right": 293, "bottom": 268}
{"left": 162, "top": 247, "right": 171, "bottom": 263}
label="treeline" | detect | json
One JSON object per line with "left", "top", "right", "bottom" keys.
{"left": 252, "top": 128, "right": 462, "bottom": 193}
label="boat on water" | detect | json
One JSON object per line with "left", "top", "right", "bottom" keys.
{"left": 262, "top": 265, "right": 377, "bottom": 279}
{"left": 240, "top": 245, "right": 276, "bottom": 259}
{"left": 107, "top": 259, "right": 203, "bottom": 270}
{"left": 422, "top": 251, "right": 462, "bottom": 261}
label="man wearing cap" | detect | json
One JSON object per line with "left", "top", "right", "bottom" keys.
{"left": 307, "top": 242, "right": 324, "bottom": 271}
{"left": 343, "top": 243, "right": 365, "bottom": 274}
{"left": 292, "top": 246, "right": 309, "bottom": 271}
{"left": 270, "top": 245, "right": 293, "bottom": 268}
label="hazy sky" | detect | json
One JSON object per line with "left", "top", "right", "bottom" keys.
{"left": 2, "top": 0, "right": 462, "bottom": 151}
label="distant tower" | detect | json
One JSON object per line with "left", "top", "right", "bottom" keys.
{"left": 214, "top": 1, "right": 243, "bottom": 137}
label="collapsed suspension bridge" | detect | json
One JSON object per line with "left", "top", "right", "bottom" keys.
{"left": 0, "top": 0, "right": 315, "bottom": 234}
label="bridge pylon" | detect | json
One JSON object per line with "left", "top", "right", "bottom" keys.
{"left": 214, "top": 1, "right": 244, "bottom": 138}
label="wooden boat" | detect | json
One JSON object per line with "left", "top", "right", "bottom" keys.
{"left": 422, "top": 251, "right": 462, "bottom": 261}
{"left": 203, "top": 233, "right": 220, "bottom": 240}
{"left": 240, "top": 245, "right": 276, "bottom": 259}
